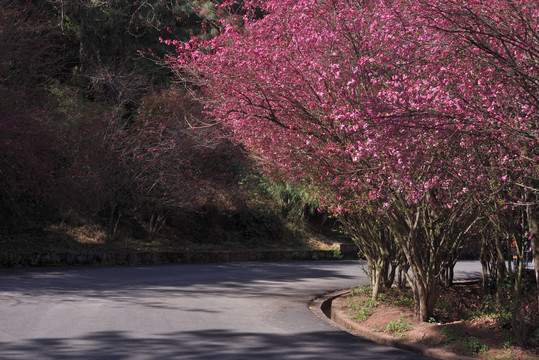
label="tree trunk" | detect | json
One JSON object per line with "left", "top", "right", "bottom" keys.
{"left": 511, "top": 256, "right": 525, "bottom": 345}
{"left": 366, "top": 257, "right": 374, "bottom": 285}
{"left": 398, "top": 263, "right": 409, "bottom": 289}
{"left": 479, "top": 233, "right": 491, "bottom": 294}
{"left": 527, "top": 201, "right": 539, "bottom": 314}
{"left": 371, "top": 260, "right": 382, "bottom": 301}
{"left": 383, "top": 262, "right": 396, "bottom": 288}
{"left": 108, "top": 204, "right": 121, "bottom": 241}
{"left": 440, "top": 256, "right": 457, "bottom": 288}
{"left": 410, "top": 275, "right": 439, "bottom": 322}
{"left": 494, "top": 233, "right": 507, "bottom": 303}
{"left": 396, "top": 233, "right": 439, "bottom": 321}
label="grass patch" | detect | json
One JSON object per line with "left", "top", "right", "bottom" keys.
{"left": 349, "top": 285, "right": 372, "bottom": 297}
{"left": 351, "top": 307, "right": 374, "bottom": 321}
{"left": 386, "top": 313, "right": 410, "bottom": 334}
{"left": 394, "top": 295, "right": 414, "bottom": 306}
{"left": 347, "top": 296, "right": 377, "bottom": 321}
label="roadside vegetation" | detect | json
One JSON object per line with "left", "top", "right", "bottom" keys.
{"left": 0, "top": 0, "right": 345, "bottom": 255}
{"left": 340, "top": 271, "right": 538, "bottom": 359}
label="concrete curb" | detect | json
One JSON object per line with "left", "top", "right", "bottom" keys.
{"left": 309, "top": 289, "right": 350, "bottom": 327}
{"left": 309, "top": 290, "right": 475, "bottom": 360}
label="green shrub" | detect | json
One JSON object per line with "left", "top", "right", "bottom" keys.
{"left": 333, "top": 249, "right": 343, "bottom": 259}
{"left": 347, "top": 297, "right": 377, "bottom": 321}
{"left": 386, "top": 313, "right": 410, "bottom": 333}
{"left": 351, "top": 307, "right": 373, "bottom": 321}
{"left": 462, "top": 336, "right": 488, "bottom": 355}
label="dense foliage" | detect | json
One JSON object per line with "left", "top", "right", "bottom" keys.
{"left": 0, "top": 0, "right": 326, "bottom": 249}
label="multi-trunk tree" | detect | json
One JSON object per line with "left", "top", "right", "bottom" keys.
{"left": 415, "top": 0, "right": 538, "bottom": 319}
{"left": 170, "top": 0, "right": 538, "bottom": 321}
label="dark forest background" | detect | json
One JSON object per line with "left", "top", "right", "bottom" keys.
{"left": 0, "top": 0, "right": 341, "bottom": 253}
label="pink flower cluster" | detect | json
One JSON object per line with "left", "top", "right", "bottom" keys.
{"left": 168, "top": 0, "right": 538, "bottom": 215}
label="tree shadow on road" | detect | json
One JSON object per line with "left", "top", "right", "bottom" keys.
{"left": 0, "top": 328, "right": 431, "bottom": 360}
{"left": 0, "top": 261, "right": 361, "bottom": 304}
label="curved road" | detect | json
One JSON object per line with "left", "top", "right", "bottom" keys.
{"left": 0, "top": 260, "right": 481, "bottom": 359}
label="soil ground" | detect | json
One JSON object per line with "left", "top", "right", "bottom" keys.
{"left": 334, "top": 278, "right": 538, "bottom": 359}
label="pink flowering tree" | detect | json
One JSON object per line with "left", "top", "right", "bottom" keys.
{"left": 415, "top": 0, "right": 538, "bottom": 334}
{"left": 167, "top": 0, "right": 537, "bottom": 321}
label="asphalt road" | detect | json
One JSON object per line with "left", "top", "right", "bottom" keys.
{"left": 0, "top": 260, "right": 482, "bottom": 359}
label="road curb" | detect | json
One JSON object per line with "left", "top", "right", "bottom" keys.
{"left": 309, "top": 289, "right": 350, "bottom": 327}
{"left": 310, "top": 290, "right": 475, "bottom": 360}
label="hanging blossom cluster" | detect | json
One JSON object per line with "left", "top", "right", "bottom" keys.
{"left": 166, "top": 0, "right": 538, "bottom": 213}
